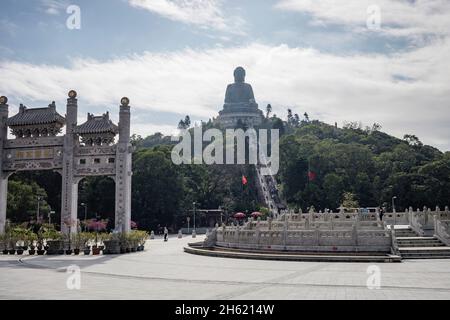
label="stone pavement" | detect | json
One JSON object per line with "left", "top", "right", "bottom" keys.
{"left": 1, "top": 235, "right": 450, "bottom": 300}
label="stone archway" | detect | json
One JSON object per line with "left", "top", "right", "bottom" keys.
{"left": 0, "top": 92, "right": 132, "bottom": 234}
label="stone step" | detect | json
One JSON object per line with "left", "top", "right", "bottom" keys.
{"left": 395, "top": 232, "right": 418, "bottom": 236}
{"left": 399, "top": 247, "right": 450, "bottom": 254}
{"left": 184, "top": 246, "right": 402, "bottom": 263}
{"left": 396, "top": 236, "right": 436, "bottom": 240}
{"left": 397, "top": 239, "right": 444, "bottom": 243}
{"left": 398, "top": 243, "right": 445, "bottom": 247}
{"left": 400, "top": 252, "right": 450, "bottom": 259}
{"left": 397, "top": 239, "right": 442, "bottom": 244}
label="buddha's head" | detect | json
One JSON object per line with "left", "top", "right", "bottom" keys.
{"left": 234, "top": 67, "right": 246, "bottom": 83}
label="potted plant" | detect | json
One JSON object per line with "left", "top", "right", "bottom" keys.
{"left": 87, "top": 219, "right": 107, "bottom": 255}
{"left": 80, "top": 232, "right": 93, "bottom": 255}
{"left": 43, "top": 228, "right": 63, "bottom": 255}
{"left": 0, "top": 233, "right": 8, "bottom": 255}
{"left": 27, "top": 232, "right": 38, "bottom": 255}
{"left": 8, "top": 228, "right": 18, "bottom": 255}
{"left": 71, "top": 232, "right": 82, "bottom": 255}
{"left": 64, "top": 232, "right": 73, "bottom": 255}
{"left": 14, "top": 228, "right": 24, "bottom": 255}
{"left": 103, "top": 233, "right": 121, "bottom": 254}
{"left": 130, "top": 232, "right": 138, "bottom": 252}
{"left": 138, "top": 231, "right": 149, "bottom": 251}
{"left": 119, "top": 232, "right": 128, "bottom": 254}
{"left": 36, "top": 226, "right": 46, "bottom": 255}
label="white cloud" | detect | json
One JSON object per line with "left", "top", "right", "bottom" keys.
{"left": 128, "top": 0, "right": 243, "bottom": 33}
{"left": 40, "top": 0, "right": 69, "bottom": 15}
{"left": 276, "top": 0, "right": 450, "bottom": 38}
{"left": 1, "top": 41, "right": 449, "bottom": 150}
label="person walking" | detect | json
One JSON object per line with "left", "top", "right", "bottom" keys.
{"left": 379, "top": 208, "right": 384, "bottom": 221}
{"left": 164, "top": 227, "right": 169, "bottom": 242}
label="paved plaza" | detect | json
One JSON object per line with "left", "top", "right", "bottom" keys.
{"left": 1, "top": 235, "right": 450, "bottom": 300}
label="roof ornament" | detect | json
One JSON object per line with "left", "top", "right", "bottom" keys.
{"left": 68, "top": 90, "right": 77, "bottom": 99}
{"left": 121, "top": 97, "right": 130, "bottom": 107}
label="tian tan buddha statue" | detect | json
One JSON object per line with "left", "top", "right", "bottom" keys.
{"left": 217, "top": 66, "right": 263, "bottom": 128}
{"left": 224, "top": 67, "right": 258, "bottom": 110}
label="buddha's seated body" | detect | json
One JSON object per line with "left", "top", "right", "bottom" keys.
{"left": 223, "top": 67, "right": 258, "bottom": 111}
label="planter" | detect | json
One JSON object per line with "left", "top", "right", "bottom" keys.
{"left": 9, "top": 249, "right": 16, "bottom": 255}
{"left": 46, "top": 240, "right": 63, "bottom": 255}
{"left": 92, "top": 247, "right": 101, "bottom": 255}
{"left": 74, "top": 249, "right": 80, "bottom": 255}
{"left": 28, "top": 249, "right": 36, "bottom": 255}
{"left": 131, "top": 247, "right": 136, "bottom": 252}
{"left": 2, "top": 249, "right": 8, "bottom": 255}
{"left": 138, "top": 245, "right": 145, "bottom": 251}
{"left": 120, "top": 248, "right": 126, "bottom": 254}
{"left": 65, "top": 249, "right": 73, "bottom": 255}
{"left": 16, "top": 249, "right": 24, "bottom": 255}
{"left": 125, "top": 248, "right": 131, "bottom": 253}
{"left": 99, "top": 245, "right": 105, "bottom": 251}
{"left": 37, "top": 250, "right": 45, "bottom": 255}
{"left": 103, "top": 240, "right": 120, "bottom": 254}
{"left": 83, "top": 248, "right": 91, "bottom": 255}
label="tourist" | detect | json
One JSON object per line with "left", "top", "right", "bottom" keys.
{"left": 164, "top": 227, "right": 169, "bottom": 241}
{"left": 379, "top": 208, "right": 384, "bottom": 221}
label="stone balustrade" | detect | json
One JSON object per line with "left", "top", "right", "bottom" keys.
{"left": 214, "top": 226, "right": 391, "bottom": 252}
{"left": 205, "top": 205, "right": 450, "bottom": 254}
{"left": 434, "top": 219, "right": 450, "bottom": 246}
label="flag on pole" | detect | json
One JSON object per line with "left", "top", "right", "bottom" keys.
{"left": 242, "top": 175, "right": 248, "bottom": 185}
{"left": 308, "top": 171, "right": 316, "bottom": 181}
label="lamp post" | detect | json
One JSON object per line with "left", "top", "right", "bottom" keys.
{"left": 192, "top": 201, "right": 197, "bottom": 237}
{"left": 36, "top": 196, "right": 43, "bottom": 222}
{"left": 48, "top": 210, "right": 55, "bottom": 225}
{"left": 392, "top": 196, "right": 397, "bottom": 213}
{"left": 81, "top": 203, "right": 87, "bottom": 231}
{"left": 186, "top": 216, "right": 190, "bottom": 234}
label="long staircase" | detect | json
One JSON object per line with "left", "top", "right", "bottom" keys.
{"left": 255, "top": 165, "right": 285, "bottom": 217}
{"left": 395, "top": 228, "right": 450, "bottom": 259}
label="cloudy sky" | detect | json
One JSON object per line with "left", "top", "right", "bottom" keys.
{"left": 1, "top": 0, "right": 449, "bottom": 150}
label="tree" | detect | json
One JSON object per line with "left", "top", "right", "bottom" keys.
{"left": 7, "top": 180, "right": 50, "bottom": 223}
{"left": 323, "top": 173, "right": 344, "bottom": 210}
{"left": 287, "top": 108, "right": 293, "bottom": 125}
{"left": 341, "top": 192, "right": 359, "bottom": 209}
{"left": 184, "top": 115, "right": 191, "bottom": 128}
{"left": 403, "top": 134, "right": 423, "bottom": 147}
{"left": 303, "top": 112, "right": 310, "bottom": 123}
{"left": 266, "top": 104, "right": 272, "bottom": 119}
{"left": 132, "top": 147, "right": 185, "bottom": 230}
{"left": 177, "top": 120, "right": 186, "bottom": 130}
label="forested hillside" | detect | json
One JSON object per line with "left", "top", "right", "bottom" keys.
{"left": 279, "top": 120, "right": 450, "bottom": 212}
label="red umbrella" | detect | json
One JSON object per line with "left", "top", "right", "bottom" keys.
{"left": 251, "top": 211, "right": 262, "bottom": 218}
{"left": 233, "top": 212, "right": 246, "bottom": 219}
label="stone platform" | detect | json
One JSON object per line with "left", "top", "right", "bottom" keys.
{"left": 1, "top": 235, "right": 450, "bottom": 299}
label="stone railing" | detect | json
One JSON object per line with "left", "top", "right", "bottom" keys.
{"left": 382, "top": 211, "right": 409, "bottom": 225}
{"left": 434, "top": 219, "right": 450, "bottom": 246}
{"left": 408, "top": 207, "right": 437, "bottom": 236}
{"left": 214, "top": 225, "right": 392, "bottom": 253}
{"left": 245, "top": 219, "right": 382, "bottom": 231}
{"left": 278, "top": 211, "right": 379, "bottom": 223}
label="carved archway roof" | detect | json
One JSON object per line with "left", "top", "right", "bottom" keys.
{"left": 75, "top": 112, "right": 119, "bottom": 135}
{"left": 7, "top": 102, "right": 66, "bottom": 126}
